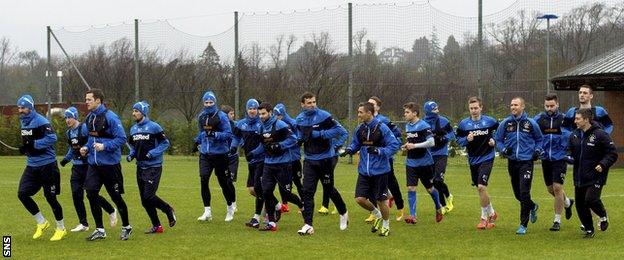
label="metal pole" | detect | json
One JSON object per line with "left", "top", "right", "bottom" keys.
{"left": 477, "top": 0, "right": 483, "bottom": 100}
{"left": 49, "top": 29, "right": 91, "bottom": 90}
{"left": 134, "top": 19, "right": 140, "bottom": 102}
{"left": 234, "top": 11, "right": 240, "bottom": 118}
{"left": 348, "top": 3, "right": 353, "bottom": 164}
{"left": 58, "top": 72, "right": 63, "bottom": 103}
{"left": 46, "top": 26, "right": 52, "bottom": 118}
{"left": 546, "top": 18, "right": 551, "bottom": 94}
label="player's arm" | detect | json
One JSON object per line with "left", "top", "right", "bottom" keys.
{"left": 313, "top": 116, "right": 346, "bottom": 140}
{"left": 598, "top": 131, "right": 618, "bottom": 170}
{"left": 148, "top": 125, "right": 170, "bottom": 158}
{"left": 213, "top": 113, "right": 233, "bottom": 141}
{"left": 455, "top": 124, "right": 468, "bottom": 147}
{"left": 347, "top": 127, "right": 362, "bottom": 154}
{"left": 530, "top": 120, "right": 544, "bottom": 151}
{"left": 34, "top": 123, "right": 57, "bottom": 149}
{"left": 444, "top": 121, "right": 455, "bottom": 141}
{"left": 595, "top": 107, "right": 614, "bottom": 135}
{"left": 102, "top": 115, "right": 127, "bottom": 152}
{"left": 380, "top": 125, "right": 400, "bottom": 157}
{"left": 494, "top": 119, "right": 507, "bottom": 152}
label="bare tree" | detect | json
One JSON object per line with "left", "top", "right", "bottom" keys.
{"left": 293, "top": 32, "right": 339, "bottom": 97}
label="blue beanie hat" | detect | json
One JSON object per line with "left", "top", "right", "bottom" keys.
{"left": 424, "top": 101, "right": 438, "bottom": 116}
{"left": 246, "top": 99, "right": 259, "bottom": 110}
{"left": 203, "top": 91, "right": 217, "bottom": 104}
{"left": 273, "top": 103, "right": 286, "bottom": 116}
{"left": 132, "top": 101, "right": 150, "bottom": 116}
{"left": 17, "top": 95, "right": 35, "bottom": 110}
{"left": 64, "top": 106, "right": 79, "bottom": 119}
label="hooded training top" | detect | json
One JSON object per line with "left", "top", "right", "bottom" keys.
{"left": 562, "top": 106, "right": 613, "bottom": 135}
{"left": 296, "top": 107, "right": 347, "bottom": 161}
{"left": 533, "top": 110, "right": 570, "bottom": 161}
{"left": 83, "top": 104, "right": 127, "bottom": 166}
{"left": 250, "top": 115, "right": 298, "bottom": 165}
{"left": 494, "top": 112, "right": 543, "bottom": 161}
{"left": 20, "top": 110, "right": 58, "bottom": 167}
{"left": 274, "top": 103, "right": 302, "bottom": 161}
{"left": 423, "top": 113, "right": 455, "bottom": 157}
{"left": 63, "top": 123, "right": 88, "bottom": 165}
{"left": 348, "top": 117, "right": 400, "bottom": 176}
{"left": 231, "top": 99, "right": 264, "bottom": 165}
{"left": 195, "top": 91, "right": 233, "bottom": 155}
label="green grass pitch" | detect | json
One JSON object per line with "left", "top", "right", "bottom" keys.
{"left": 0, "top": 155, "right": 622, "bottom": 258}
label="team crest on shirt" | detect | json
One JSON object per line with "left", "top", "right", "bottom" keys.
{"left": 521, "top": 121, "right": 532, "bottom": 133}
{"left": 506, "top": 122, "right": 515, "bottom": 132}
{"left": 587, "top": 134, "right": 596, "bottom": 146}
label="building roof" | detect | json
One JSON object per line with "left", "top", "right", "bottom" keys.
{"left": 551, "top": 44, "right": 624, "bottom": 91}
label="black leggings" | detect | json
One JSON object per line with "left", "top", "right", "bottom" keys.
{"left": 18, "top": 192, "right": 64, "bottom": 221}
{"left": 575, "top": 184, "right": 607, "bottom": 232}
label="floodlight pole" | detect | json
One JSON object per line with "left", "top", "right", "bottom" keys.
{"left": 537, "top": 14, "right": 558, "bottom": 94}
{"left": 134, "top": 19, "right": 140, "bottom": 102}
{"left": 57, "top": 71, "right": 63, "bottom": 103}
{"left": 234, "top": 11, "right": 240, "bottom": 118}
{"left": 46, "top": 26, "right": 52, "bottom": 118}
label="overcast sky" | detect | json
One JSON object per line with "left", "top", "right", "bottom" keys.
{"left": 2, "top": 0, "right": 522, "bottom": 54}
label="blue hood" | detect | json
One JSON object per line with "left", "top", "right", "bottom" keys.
{"left": 64, "top": 106, "right": 79, "bottom": 119}
{"left": 202, "top": 91, "right": 217, "bottom": 114}
{"left": 424, "top": 101, "right": 438, "bottom": 118}
{"left": 246, "top": 98, "right": 259, "bottom": 124}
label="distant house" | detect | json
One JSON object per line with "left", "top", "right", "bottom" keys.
{"left": 379, "top": 47, "right": 407, "bottom": 64}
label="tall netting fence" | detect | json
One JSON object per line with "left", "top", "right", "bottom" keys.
{"left": 4, "top": 0, "right": 624, "bottom": 125}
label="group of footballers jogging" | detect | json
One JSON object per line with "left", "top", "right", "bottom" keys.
{"left": 14, "top": 84, "right": 617, "bottom": 241}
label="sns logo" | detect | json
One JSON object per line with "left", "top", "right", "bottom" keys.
{"left": 406, "top": 132, "right": 419, "bottom": 138}
{"left": 469, "top": 129, "right": 489, "bottom": 136}
{"left": 3, "top": 236, "right": 10, "bottom": 257}
{"left": 21, "top": 129, "right": 33, "bottom": 136}
{"left": 133, "top": 134, "right": 150, "bottom": 141}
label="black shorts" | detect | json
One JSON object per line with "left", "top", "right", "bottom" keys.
{"left": 199, "top": 153, "right": 228, "bottom": 177}
{"left": 246, "top": 162, "right": 263, "bottom": 188}
{"left": 84, "top": 164, "right": 124, "bottom": 195}
{"left": 262, "top": 163, "right": 294, "bottom": 192}
{"left": 70, "top": 164, "right": 89, "bottom": 193}
{"left": 470, "top": 160, "right": 494, "bottom": 186}
{"left": 355, "top": 173, "right": 389, "bottom": 201}
{"left": 406, "top": 165, "right": 434, "bottom": 188}
{"left": 432, "top": 155, "right": 448, "bottom": 182}
{"left": 542, "top": 160, "right": 567, "bottom": 186}
{"left": 18, "top": 162, "right": 61, "bottom": 196}
{"left": 137, "top": 166, "right": 163, "bottom": 191}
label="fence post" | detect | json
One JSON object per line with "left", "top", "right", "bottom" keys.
{"left": 46, "top": 26, "right": 52, "bottom": 118}
{"left": 348, "top": 3, "right": 353, "bottom": 164}
{"left": 477, "top": 0, "right": 483, "bottom": 100}
{"left": 134, "top": 19, "right": 140, "bottom": 102}
{"left": 234, "top": 11, "right": 240, "bottom": 118}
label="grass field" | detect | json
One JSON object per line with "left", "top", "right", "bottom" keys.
{"left": 0, "top": 155, "right": 622, "bottom": 259}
